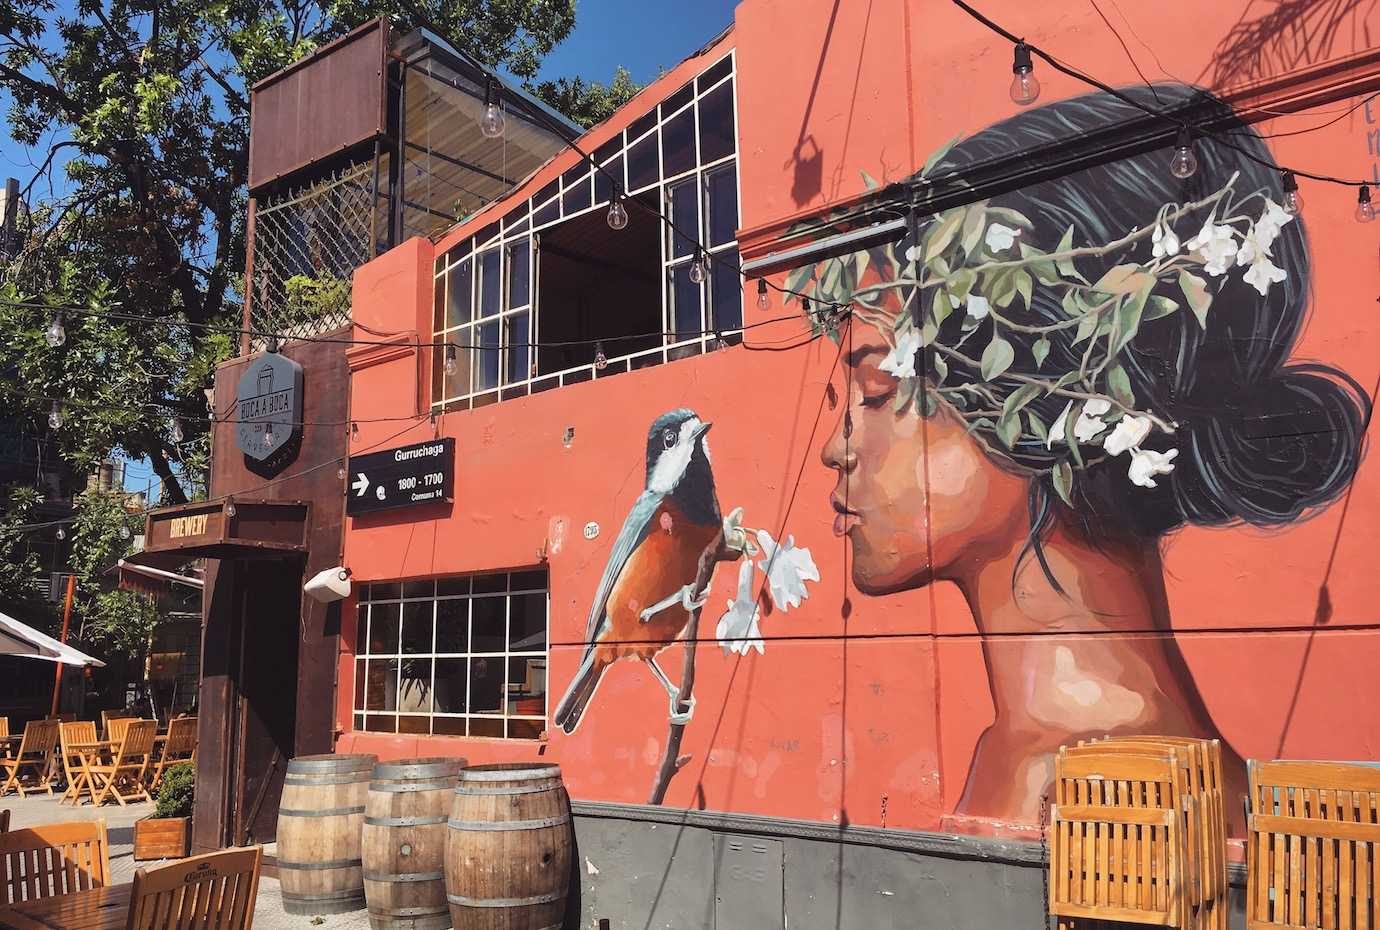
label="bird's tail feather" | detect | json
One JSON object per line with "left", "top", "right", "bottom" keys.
{"left": 553, "top": 651, "right": 604, "bottom": 734}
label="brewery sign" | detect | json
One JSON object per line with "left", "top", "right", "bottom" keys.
{"left": 236, "top": 352, "right": 303, "bottom": 475}
{"left": 347, "top": 438, "right": 455, "bottom": 516}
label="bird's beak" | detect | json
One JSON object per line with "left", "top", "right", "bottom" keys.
{"left": 694, "top": 421, "right": 713, "bottom": 440}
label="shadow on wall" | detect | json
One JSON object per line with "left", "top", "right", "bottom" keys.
{"left": 1204, "top": 0, "right": 1373, "bottom": 88}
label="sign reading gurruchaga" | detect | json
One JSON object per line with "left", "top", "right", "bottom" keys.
{"left": 235, "top": 352, "right": 304, "bottom": 477}
{"left": 346, "top": 438, "right": 455, "bottom": 516}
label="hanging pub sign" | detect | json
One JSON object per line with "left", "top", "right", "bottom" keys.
{"left": 346, "top": 438, "right": 455, "bottom": 516}
{"left": 236, "top": 351, "right": 304, "bottom": 476}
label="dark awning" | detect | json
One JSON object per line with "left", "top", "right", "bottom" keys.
{"left": 137, "top": 498, "right": 311, "bottom": 570}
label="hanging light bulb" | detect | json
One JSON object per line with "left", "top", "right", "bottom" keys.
{"left": 55, "top": 526, "right": 66, "bottom": 541}
{"left": 45, "top": 311, "right": 66, "bottom": 348}
{"left": 169, "top": 416, "right": 185, "bottom": 444}
{"left": 1009, "top": 42, "right": 1040, "bottom": 106}
{"left": 1169, "top": 126, "right": 1198, "bottom": 180}
{"left": 688, "top": 248, "right": 706, "bottom": 284}
{"left": 480, "top": 77, "right": 505, "bottom": 139}
{"left": 337, "top": 461, "right": 347, "bottom": 481}
{"left": 594, "top": 342, "right": 608, "bottom": 370}
{"left": 607, "top": 195, "right": 629, "bottom": 231}
{"left": 1356, "top": 184, "right": 1375, "bottom": 224}
{"left": 226, "top": 500, "right": 236, "bottom": 518}
{"left": 444, "top": 343, "right": 459, "bottom": 376}
{"left": 1281, "top": 171, "right": 1303, "bottom": 216}
{"left": 119, "top": 524, "right": 131, "bottom": 540}
{"left": 756, "top": 278, "right": 770, "bottom": 311}
{"left": 267, "top": 334, "right": 280, "bottom": 354}
{"left": 47, "top": 400, "right": 62, "bottom": 430}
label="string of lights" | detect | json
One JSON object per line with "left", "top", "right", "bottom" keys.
{"left": 950, "top": 0, "right": 1380, "bottom": 219}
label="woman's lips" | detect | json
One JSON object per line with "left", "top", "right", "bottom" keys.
{"left": 832, "top": 499, "right": 861, "bottom": 536}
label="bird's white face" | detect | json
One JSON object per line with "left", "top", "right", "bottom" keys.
{"left": 649, "top": 416, "right": 707, "bottom": 495}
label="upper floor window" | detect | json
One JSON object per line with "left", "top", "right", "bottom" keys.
{"left": 432, "top": 53, "right": 740, "bottom": 410}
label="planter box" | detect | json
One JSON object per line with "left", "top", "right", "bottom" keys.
{"left": 133, "top": 817, "right": 190, "bottom": 860}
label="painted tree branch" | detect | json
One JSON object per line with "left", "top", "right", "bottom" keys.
{"left": 647, "top": 528, "right": 739, "bottom": 805}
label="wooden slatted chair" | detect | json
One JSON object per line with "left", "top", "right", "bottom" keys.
{"left": 149, "top": 716, "right": 197, "bottom": 791}
{"left": 87, "top": 720, "right": 157, "bottom": 806}
{"left": 0, "top": 719, "right": 59, "bottom": 797}
{"left": 1247, "top": 760, "right": 1380, "bottom": 930}
{"left": 1051, "top": 748, "right": 1193, "bottom": 929}
{"left": 0, "top": 820, "right": 110, "bottom": 902}
{"left": 125, "top": 846, "right": 262, "bottom": 930}
{"left": 57, "top": 721, "right": 99, "bottom": 805}
{"left": 105, "top": 717, "right": 137, "bottom": 750}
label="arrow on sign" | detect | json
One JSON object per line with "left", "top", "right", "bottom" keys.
{"left": 352, "top": 473, "right": 369, "bottom": 497}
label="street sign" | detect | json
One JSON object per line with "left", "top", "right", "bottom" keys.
{"left": 346, "top": 438, "right": 455, "bottom": 516}
{"left": 236, "top": 352, "right": 303, "bottom": 475}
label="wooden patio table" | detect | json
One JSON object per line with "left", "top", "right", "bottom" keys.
{"left": 0, "top": 883, "right": 131, "bottom": 930}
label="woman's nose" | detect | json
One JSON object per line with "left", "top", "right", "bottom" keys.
{"left": 821, "top": 411, "right": 858, "bottom": 472}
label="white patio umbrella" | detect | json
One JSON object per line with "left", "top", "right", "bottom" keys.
{"left": 0, "top": 610, "right": 105, "bottom": 667}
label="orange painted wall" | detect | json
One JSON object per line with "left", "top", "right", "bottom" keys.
{"left": 336, "top": 0, "right": 1380, "bottom": 839}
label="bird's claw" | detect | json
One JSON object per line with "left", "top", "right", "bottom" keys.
{"left": 668, "top": 692, "right": 696, "bottom": 726}
{"left": 680, "top": 583, "right": 709, "bottom": 612}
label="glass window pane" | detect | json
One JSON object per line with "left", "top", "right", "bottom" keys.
{"left": 508, "top": 593, "right": 546, "bottom": 651}
{"left": 479, "top": 248, "right": 501, "bottom": 319}
{"left": 403, "top": 580, "right": 434, "bottom": 599}
{"left": 668, "top": 180, "right": 699, "bottom": 260}
{"left": 399, "top": 658, "right": 433, "bottom": 713}
{"left": 469, "top": 657, "right": 503, "bottom": 712}
{"left": 661, "top": 83, "right": 694, "bottom": 120}
{"left": 433, "top": 716, "right": 466, "bottom": 736}
{"left": 476, "top": 320, "right": 500, "bottom": 391}
{"left": 371, "top": 582, "right": 401, "bottom": 600}
{"left": 507, "top": 718, "right": 542, "bottom": 739}
{"left": 505, "top": 312, "right": 530, "bottom": 385}
{"left": 401, "top": 601, "right": 433, "bottom": 654}
{"left": 696, "top": 55, "right": 732, "bottom": 94}
{"left": 471, "top": 597, "right": 505, "bottom": 652}
{"left": 434, "top": 658, "right": 467, "bottom": 713}
{"left": 435, "top": 598, "right": 468, "bottom": 653}
{"left": 710, "top": 257, "right": 742, "bottom": 332}
{"left": 365, "top": 715, "right": 397, "bottom": 733}
{"left": 509, "top": 570, "right": 546, "bottom": 591}
{"left": 698, "top": 81, "right": 735, "bottom": 164}
{"left": 533, "top": 196, "right": 559, "bottom": 227}
{"left": 398, "top": 715, "right": 429, "bottom": 735}
{"left": 706, "top": 163, "right": 738, "bottom": 248}
{"left": 594, "top": 154, "right": 622, "bottom": 204}
{"left": 368, "top": 603, "right": 400, "bottom": 654}
{"left": 627, "top": 130, "right": 659, "bottom": 191}
{"left": 365, "top": 659, "right": 396, "bottom": 711}
{"left": 470, "top": 717, "right": 503, "bottom": 738}
{"left": 508, "top": 241, "right": 530, "bottom": 308}
{"left": 355, "top": 604, "right": 368, "bottom": 653}
{"left": 670, "top": 264, "right": 702, "bottom": 340}
{"left": 561, "top": 170, "right": 591, "bottom": 215}
{"left": 437, "top": 577, "right": 470, "bottom": 597}
{"left": 446, "top": 259, "right": 472, "bottom": 327}
{"left": 473, "top": 574, "right": 507, "bottom": 594}
{"left": 444, "top": 327, "right": 473, "bottom": 399}
{"left": 629, "top": 110, "right": 657, "bottom": 141}
{"left": 354, "top": 658, "right": 366, "bottom": 709}
{"left": 507, "top": 657, "right": 547, "bottom": 715}
{"left": 662, "top": 105, "right": 696, "bottom": 178}
{"left": 433, "top": 273, "right": 445, "bottom": 333}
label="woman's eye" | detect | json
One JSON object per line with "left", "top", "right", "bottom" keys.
{"left": 859, "top": 390, "right": 893, "bottom": 409}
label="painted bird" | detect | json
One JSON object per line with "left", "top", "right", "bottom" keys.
{"left": 553, "top": 408, "right": 722, "bottom": 734}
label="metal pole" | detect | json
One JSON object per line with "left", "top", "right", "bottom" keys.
{"left": 49, "top": 574, "right": 76, "bottom": 717}
{"left": 242, "top": 197, "right": 257, "bottom": 356}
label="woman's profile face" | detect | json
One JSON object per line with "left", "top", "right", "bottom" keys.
{"left": 821, "top": 322, "right": 1031, "bottom": 594}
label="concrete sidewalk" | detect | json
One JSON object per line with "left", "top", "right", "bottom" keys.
{"left": 3, "top": 794, "right": 373, "bottom": 930}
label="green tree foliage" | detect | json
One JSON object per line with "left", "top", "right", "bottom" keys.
{"left": 530, "top": 66, "right": 643, "bottom": 129}
{"left": 0, "top": 484, "right": 46, "bottom": 615}
{"left": 67, "top": 488, "right": 152, "bottom": 659}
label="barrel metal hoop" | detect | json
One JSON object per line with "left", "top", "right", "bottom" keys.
{"left": 284, "top": 890, "right": 366, "bottom": 902}
{"left": 277, "top": 858, "right": 363, "bottom": 871}
{"left": 369, "top": 782, "right": 454, "bottom": 793}
{"left": 285, "top": 773, "right": 371, "bottom": 785}
{"left": 452, "top": 782, "right": 560, "bottom": 797}
{"left": 372, "top": 763, "right": 462, "bottom": 779}
{"left": 363, "top": 871, "right": 444, "bottom": 883}
{"left": 364, "top": 815, "right": 448, "bottom": 827}
{"left": 279, "top": 805, "right": 366, "bottom": 818}
{"left": 457, "top": 765, "right": 561, "bottom": 783}
{"left": 447, "top": 814, "right": 570, "bottom": 831}
{"left": 367, "top": 906, "right": 449, "bottom": 917}
{"left": 446, "top": 891, "right": 563, "bottom": 908}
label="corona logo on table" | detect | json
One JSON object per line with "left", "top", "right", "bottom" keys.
{"left": 235, "top": 351, "right": 304, "bottom": 477}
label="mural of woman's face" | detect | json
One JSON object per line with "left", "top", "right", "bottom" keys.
{"left": 821, "top": 322, "right": 1032, "bottom": 594}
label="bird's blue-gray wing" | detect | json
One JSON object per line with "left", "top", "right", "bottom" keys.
{"left": 580, "top": 490, "right": 663, "bottom": 648}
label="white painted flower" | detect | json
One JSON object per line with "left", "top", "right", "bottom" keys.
{"left": 1151, "top": 220, "right": 1180, "bottom": 258}
{"left": 1046, "top": 398, "right": 1111, "bottom": 447}
{"left": 756, "top": 530, "right": 820, "bottom": 612}
{"left": 1103, "top": 415, "right": 1153, "bottom": 457}
{"left": 1047, "top": 401, "right": 1072, "bottom": 449}
{"left": 949, "top": 294, "right": 962, "bottom": 309}
{"left": 1253, "top": 198, "right": 1294, "bottom": 245}
{"left": 965, "top": 294, "right": 991, "bottom": 321}
{"left": 1185, "top": 221, "right": 1238, "bottom": 277}
{"left": 1127, "top": 447, "right": 1179, "bottom": 488}
{"left": 985, "top": 223, "right": 1020, "bottom": 253}
{"left": 878, "top": 326, "right": 921, "bottom": 379}
{"left": 721, "top": 507, "right": 759, "bottom": 556}
{"left": 1242, "top": 254, "right": 1287, "bottom": 296}
{"left": 904, "top": 244, "right": 922, "bottom": 264}
{"left": 715, "top": 560, "right": 764, "bottom": 656}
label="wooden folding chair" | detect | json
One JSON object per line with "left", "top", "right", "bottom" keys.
{"left": 87, "top": 720, "right": 157, "bottom": 806}
{"left": 58, "top": 721, "right": 99, "bottom": 805}
{"left": 149, "top": 716, "right": 197, "bottom": 792}
{"left": 0, "top": 820, "right": 110, "bottom": 902}
{"left": 0, "top": 719, "right": 59, "bottom": 797}
{"left": 106, "top": 717, "right": 137, "bottom": 750}
{"left": 125, "top": 846, "right": 262, "bottom": 930}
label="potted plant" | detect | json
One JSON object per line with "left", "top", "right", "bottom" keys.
{"left": 133, "top": 762, "right": 194, "bottom": 859}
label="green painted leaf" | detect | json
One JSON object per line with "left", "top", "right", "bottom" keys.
{"left": 931, "top": 288, "right": 954, "bottom": 328}
{"left": 932, "top": 354, "right": 948, "bottom": 384}
{"left": 1093, "top": 264, "right": 1155, "bottom": 296}
{"left": 1106, "top": 363, "right": 1135, "bottom": 409}
{"left": 1055, "top": 226, "right": 1078, "bottom": 278}
{"left": 1015, "top": 270, "right": 1034, "bottom": 310}
{"left": 980, "top": 335, "right": 1015, "bottom": 381}
{"left": 1029, "top": 257, "right": 1060, "bottom": 286}
{"left": 924, "top": 208, "right": 965, "bottom": 263}
{"left": 1144, "top": 295, "right": 1179, "bottom": 321}
{"left": 949, "top": 268, "right": 976, "bottom": 300}
{"left": 1110, "top": 280, "right": 1153, "bottom": 357}
{"left": 1052, "top": 461, "right": 1075, "bottom": 506}
{"left": 1074, "top": 310, "right": 1100, "bottom": 345}
{"left": 921, "top": 134, "right": 963, "bottom": 179}
{"left": 860, "top": 169, "right": 880, "bottom": 191}
{"left": 961, "top": 204, "right": 987, "bottom": 257}
{"left": 920, "top": 318, "right": 940, "bottom": 345}
{"left": 1061, "top": 289, "right": 1082, "bottom": 318}
{"left": 1026, "top": 410, "right": 1049, "bottom": 446}
{"left": 1032, "top": 336, "right": 1051, "bottom": 368}
{"left": 1179, "top": 270, "right": 1212, "bottom": 329}
{"left": 1052, "top": 371, "right": 1081, "bottom": 391}
{"left": 928, "top": 255, "right": 951, "bottom": 278}
{"left": 986, "top": 206, "right": 1034, "bottom": 229}
{"left": 1063, "top": 400, "right": 1085, "bottom": 468}
{"left": 854, "top": 248, "right": 871, "bottom": 285}
{"left": 990, "top": 268, "right": 1018, "bottom": 309}
{"left": 1001, "top": 383, "right": 1042, "bottom": 421}
{"left": 784, "top": 264, "right": 813, "bottom": 301}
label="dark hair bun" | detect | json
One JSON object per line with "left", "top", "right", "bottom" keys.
{"left": 1175, "top": 364, "right": 1370, "bottom": 527}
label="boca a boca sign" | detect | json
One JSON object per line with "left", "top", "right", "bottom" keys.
{"left": 236, "top": 352, "right": 304, "bottom": 476}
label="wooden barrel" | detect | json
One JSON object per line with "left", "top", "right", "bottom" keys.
{"left": 363, "top": 758, "right": 467, "bottom": 930}
{"left": 445, "top": 764, "right": 571, "bottom": 930}
{"left": 278, "top": 753, "right": 377, "bottom": 915}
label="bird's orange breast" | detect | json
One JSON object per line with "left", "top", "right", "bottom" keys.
{"left": 599, "top": 499, "right": 719, "bottom": 660}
